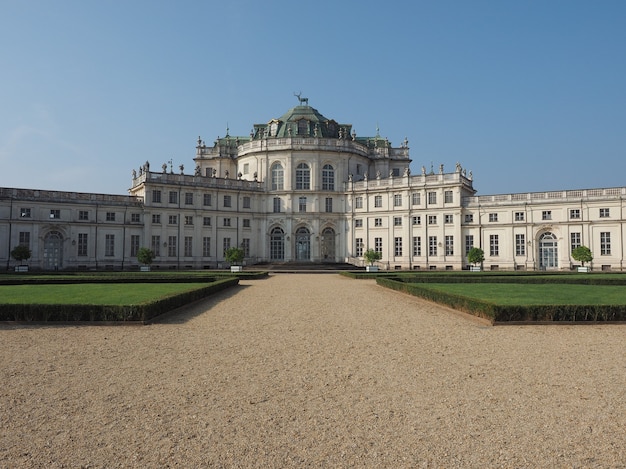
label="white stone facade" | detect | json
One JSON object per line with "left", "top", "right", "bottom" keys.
{"left": 1, "top": 103, "right": 625, "bottom": 271}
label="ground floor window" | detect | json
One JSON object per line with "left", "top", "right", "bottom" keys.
{"left": 539, "top": 232, "right": 557, "bottom": 268}
{"left": 270, "top": 227, "right": 284, "bottom": 261}
{"left": 601, "top": 232, "right": 611, "bottom": 255}
{"left": 395, "top": 237, "right": 402, "bottom": 257}
{"left": 515, "top": 234, "right": 525, "bottom": 256}
{"left": 413, "top": 236, "right": 421, "bottom": 256}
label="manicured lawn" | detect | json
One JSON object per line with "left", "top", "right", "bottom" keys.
{"left": 0, "top": 283, "right": 208, "bottom": 305}
{"left": 419, "top": 283, "right": 626, "bottom": 305}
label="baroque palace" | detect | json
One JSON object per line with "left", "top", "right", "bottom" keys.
{"left": 2, "top": 100, "right": 625, "bottom": 271}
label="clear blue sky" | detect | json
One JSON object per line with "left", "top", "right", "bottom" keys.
{"left": 2, "top": 1, "right": 625, "bottom": 196}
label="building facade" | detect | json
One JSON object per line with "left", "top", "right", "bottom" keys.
{"left": 2, "top": 101, "right": 625, "bottom": 271}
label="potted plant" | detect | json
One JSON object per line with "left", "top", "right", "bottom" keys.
{"left": 571, "top": 246, "right": 593, "bottom": 272}
{"left": 137, "top": 247, "right": 155, "bottom": 271}
{"left": 467, "top": 247, "right": 484, "bottom": 272}
{"left": 11, "top": 244, "right": 31, "bottom": 272}
{"left": 224, "top": 246, "right": 245, "bottom": 272}
{"left": 363, "top": 248, "right": 382, "bottom": 272}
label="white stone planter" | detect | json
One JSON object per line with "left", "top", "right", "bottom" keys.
{"left": 140, "top": 266, "right": 151, "bottom": 272}
{"left": 230, "top": 266, "right": 243, "bottom": 273}
{"left": 15, "top": 265, "right": 29, "bottom": 272}
{"left": 366, "top": 265, "right": 379, "bottom": 272}
{"left": 470, "top": 266, "right": 482, "bottom": 272}
{"left": 577, "top": 266, "right": 589, "bottom": 273}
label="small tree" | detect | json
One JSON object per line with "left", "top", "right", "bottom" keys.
{"left": 137, "top": 247, "right": 155, "bottom": 266}
{"left": 224, "top": 246, "right": 245, "bottom": 266}
{"left": 11, "top": 245, "right": 31, "bottom": 264}
{"left": 571, "top": 246, "right": 593, "bottom": 266}
{"left": 363, "top": 248, "right": 382, "bottom": 266}
{"left": 467, "top": 247, "right": 485, "bottom": 267}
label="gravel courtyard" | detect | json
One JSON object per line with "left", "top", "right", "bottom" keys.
{"left": 1, "top": 274, "right": 625, "bottom": 468}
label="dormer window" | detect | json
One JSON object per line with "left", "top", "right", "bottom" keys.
{"left": 297, "top": 119, "right": 308, "bottom": 135}
{"left": 270, "top": 121, "right": 278, "bottom": 136}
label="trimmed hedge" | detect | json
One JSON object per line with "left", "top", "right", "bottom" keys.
{"left": 0, "top": 277, "right": 239, "bottom": 323}
{"left": 376, "top": 277, "right": 626, "bottom": 323}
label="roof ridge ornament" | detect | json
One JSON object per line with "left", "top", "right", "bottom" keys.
{"left": 293, "top": 91, "right": 309, "bottom": 106}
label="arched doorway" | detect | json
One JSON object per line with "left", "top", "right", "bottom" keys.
{"left": 44, "top": 231, "right": 63, "bottom": 270}
{"left": 539, "top": 232, "right": 558, "bottom": 270}
{"left": 321, "top": 227, "right": 335, "bottom": 261}
{"left": 295, "top": 227, "right": 310, "bottom": 261}
{"left": 270, "top": 227, "right": 284, "bottom": 261}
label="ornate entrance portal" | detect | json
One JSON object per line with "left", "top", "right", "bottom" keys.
{"left": 295, "top": 227, "right": 310, "bottom": 261}
{"left": 539, "top": 232, "right": 558, "bottom": 270}
{"left": 43, "top": 231, "right": 63, "bottom": 270}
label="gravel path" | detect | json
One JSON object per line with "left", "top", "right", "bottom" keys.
{"left": 1, "top": 274, "right": 625, "bottom": 468}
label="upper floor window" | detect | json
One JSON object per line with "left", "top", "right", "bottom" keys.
{"left": 394, "top": 217, "right": 402, "bottom": 226}
{"left": 444, "top": 214, "right": 453, "bottom": 224}
{"left": 296, "top": 163, "right": 310, "bottom": 190}
{"left": 271, "top": 163, "right": 284, "bottom": 190}
{"left": 50, "top": 210, "right": 60, "bottom": 219}
{"left": 374, "top": 218, "right": 383, "bottom": 227}
{"left": 106, "top": 212, "right": 116, "bottom": 222}
{"left": 20, "top": 208, "right": 31, "bottom": 218}
{"left": 168, "top": 215, "right": 178, "bottom": 225}
{"left": 79, "top": 210, "right": 89, "bottom": 221}
{"left": 570, "top": 209, "right": 580, "bottom": 219}
{"left": 325, "top": 197, "right": 333, "bottom": 213}
{"left": 428, "top": 192, "right": 437, "bottom": 204}
{"left": 297, "top": 119, "right": 308, "bottom": 135}
{"left": 542, "top": 211, "right": 552, "bottom": 220}
{"left": 355, "top": 197, "right": 363, "bottom": 209}
{"left": 515, "top": 212, "right": 525, "bottom": 221}
{"left": 489, "top": 213, "right": 498, "bottom": 222}
{"left": 203, "top": 193, "right": 212, "bottom": 206}
{"left": 169, "top": 191, "right": 178, "bottom": 204}
{"left": 444, "top": 191, "right": 453, "bottom": 203}
{"left": 600, "top": 208, "right": 610, "bottom": 218}
{"left": 223, "top": 195, "right": 232, "bottom": 207}
{"left": 223, "top": 218, "right": 231, "bottom": 227}
{"left": 393, "top": 194, "right": 402, "bottom": 207}
{"left": 374, "top": 195, "right": 383, "bottom": 208}
{"left": 412, "top": 216, "right": 421, "bottom": 225}
{"left": 464, "top": 214, "right": 474, "bottom": 223}
{"left": 131, "top": 213, "right": 140, "bottom": 223}
{"left": 428, "top": 215, "right": 437, "bottom": 225}
{"left": 152, "top": 190, "right": 161, "bottom": 203}
{"left": 184, "top": 216, "right": 193, "bottom": 226}
{"left": 322, "top": 164, "right": 335, "bottom": 190}
{"left": 273, "top": 197, "right": 281, "bottom": 213}
{"left": 299, "top": 196, "right": 307, "bottom": 212}
{"left": 152, "top": 214, "right": 161, "bottom": 224}
{"left": 243, "top": 196, "right": 251, "bottom": 209}
{"left": 412, "top": 193, "right": 421, "bottom": 205}
{"left": 355, "top": 219, "right": 363, "bottom": 228}
{"left": 184, "top": 193, "right": 193, "bottom": 205}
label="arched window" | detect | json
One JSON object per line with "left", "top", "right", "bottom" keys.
{"left": 539, "top": 232, "right": 558, "bottom": 270}
{"left": 322, "top": 164, "right": 335, "bottom": 190}
{"left": 271, "top": 163, "right": 284, "bottom": 190}
{"left": 270, "top": 227, "right": 284, "bottom": 260}
{"left": 321, "top": 227, "right": 335, "bottom": 261}
{"left": 295, "top": 227, "right": 310, "bottom": 261}
{"left": 296, "top": 163, "right": 310, "bottom": 190}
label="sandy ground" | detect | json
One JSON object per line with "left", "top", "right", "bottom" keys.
{"left": 1, "top": 273, "right": 625, "bottom": 468}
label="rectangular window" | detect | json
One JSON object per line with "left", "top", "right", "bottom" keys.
{"left": 445, "top": 235, "right": 454, "bottom": 256}
{"left": 374, "top": 195, "right": 383, "bottom": 208}
{"left": 465, "top": 214, "right": 474, "bottom": 223}
{"left": 542, "top": 211, "right": 552, "bottom": 221}
{"left": 168, "top": 215, "right": 177, "bottom": 225}
{"left": 206, "top": 167, "right": 213, "bottom": 177}
{"left": 131, "top": 213, "right": 141, "bottom": 223}
{"left": 489, "top": 213, "right": 498, "bottom": 222}
{"left": 394, "top": 194, "right": 402, "bottom": 207}
{"left": 392, "top": 168, "right": 401, "bottom": 177}
{"left": 203, "top": 193, "right": 212, "bottom": 206}
{"left": 394, "top": 237, "right": 403, "bottom": 257}
{"left": 152, "top": 190, "right": 161, "bottom": 203}
{"left": 203, "top": 217, "right": 211, "bottom": 226}
{"left": 241, "top": 238, "right": 250, "bottom": 257}
{"left": 18, "top": 231, "right": 30, "bottom": 248}
{"left": 202, "top": 237, "right": 211, "bottom": 257}
{"left": 299, "top": 196, "right": 307, "bottom": 212}
{"left": 105, "top": 234, "right": 115, "bottom": 257}
{"left": 168, "top": 236, "right": 177, "bottom": 257}
{"left": 394, "top": 217, "right": 402, "bottom": 226}
{"left": 428, "top": 192, "right": 437, "bottom": 205}
{"left": 465, "top": 235, "right": 474, "bottom": 256}
{"left": 429, "top": 236, "right": 437, "bottom": 256}
{"left": 600, "top": 208, "right": 610, "bottom": 218}
{"left": 412, "top": 216, "right": 421, "bottom": 225}
{"left": 243, "top": 219, "right": 251, "bottom": 228}
{"left": 444, "top": 214, "right": 453, "bottom": 224}
{"left": 106, "top": 212, "right": 116, "bottom": 222}
{"left": 273, "top": 197, "right": 281, "bottom": 213}
{"left": 184, "top": 216, "right": 193, "bottom": 226}
{"left": 571, "top": 232, "right": 581, "bottom": 253}
{"left": 515, "top": 234, "right": 526, "bottom": 256}
{"left": 325, "top": 197, "right": 333, "bottom": 213}
{"left": 243, "top": 196, "right": 251, "bottom": 209}
{"left": 185, "top": 192, "right": 193, "bottom": 205}
{"left": 374, "top": 237, "right": 383, "bottom": 254}
{"left": 169, "top": 191, "right": 178, "bottom": 204}
{"left": 444, "top": 191, "right": 453, "bottom": 203}
{"left": 223, "top": 218, "right": 231, "bottom": 227}
{"left": 570, "top": 209, "right": 580, "bottom": 219}
{"left": 79, "top": 210, "right": 89, "bottom": 221}
{"left": 413, "top": 236, "right": 421, "bottom": 257}
{"left": 355, "top": 219, "right": 363, "bottom": 228}
{"left": 355, "top": 238, "right": 364, "bottom": 257}
{"left": 600, "top": 232, "right": 611, "bottom": 255}
{"left": 151, "top": 235, "right": 161, "bottom": 257}
{"left": 223, "top": 195, "right": 231, "bottom": 207}
{"left": 184, "top": 236, "right": 193, "bottom": 257}
{"left": 20, "top": 208, "right": 31, "bottom": 218}
{"left": 428, "top": 215, "right": 437, "bottom": 225}
{"left": 490, "top": 234, "right": 499, "bottom": 256}
{"left": 355, "top": 197, "right": 363, "bottom": 209}
{"left": 223, "top": 237, "right": 231, "bottom": 253}
{"left": 374, "top": 218, "right": 382, "bottom": 227}
{"left": 50, "top": 209, "right": 60, "bottom": 219}
{"left": 515, "top": 212, "right": 525, "bottom": 221}
{"left": 356, "top": 164, "right": 362, "bottom": 175}
{"left": 152, "top": 214, "right": 161, "bottom": 224}
{"left": 78, "top": 233, "right": 88, "bottom": 256}
{"left": 243, "top": 163, "right": 249, "bottom": 175}
{"left": 130, "top": 235, "right": 140, "bottom": 257}
{"left": 411, "top": 193, "right": 421, "bottom": 206}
